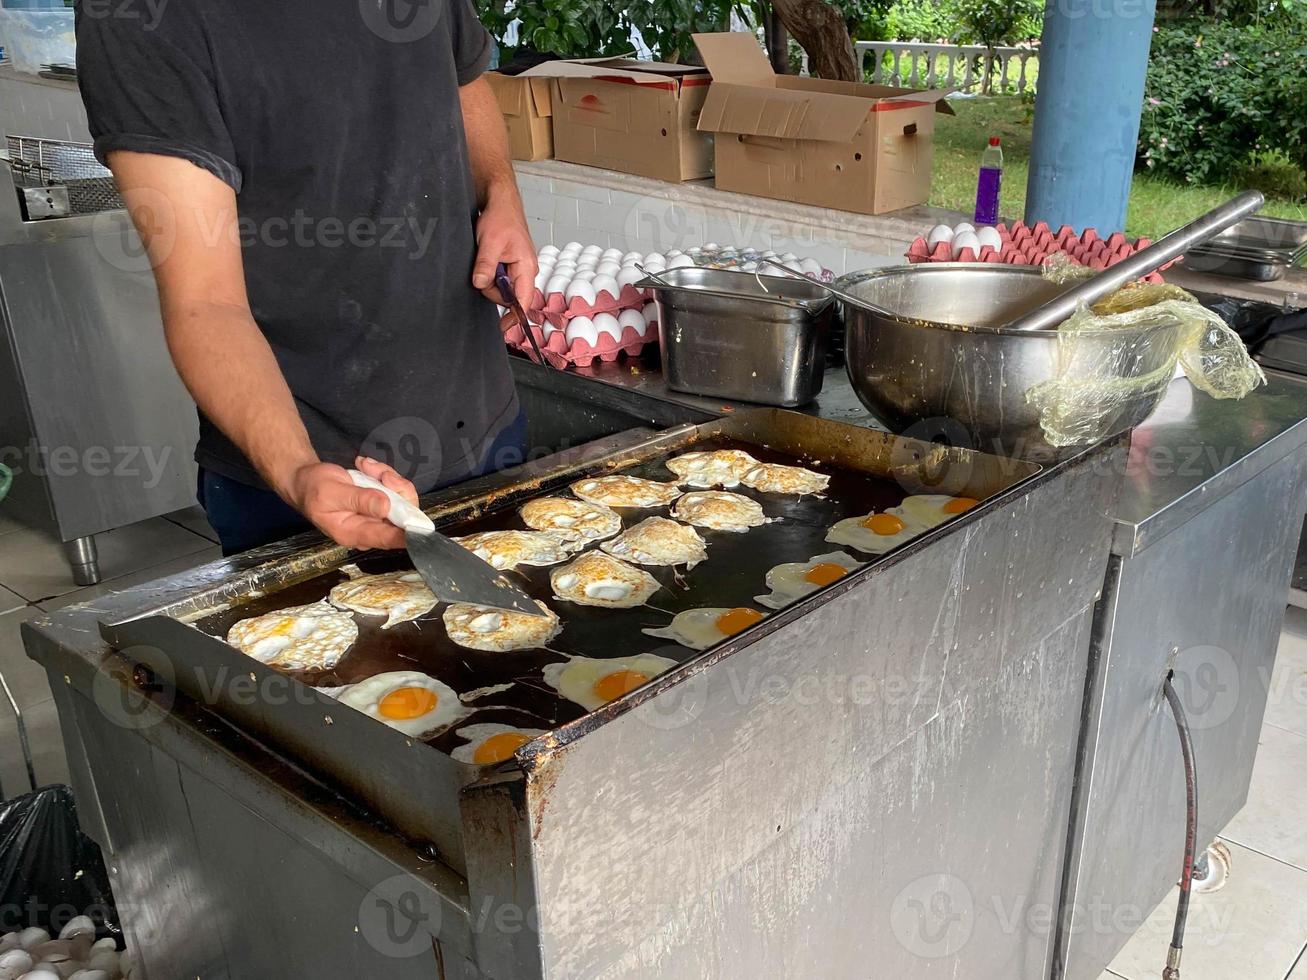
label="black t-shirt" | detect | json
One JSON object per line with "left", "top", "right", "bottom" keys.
{"left": 75, "top": 0, "right": 519, "bottom": 492}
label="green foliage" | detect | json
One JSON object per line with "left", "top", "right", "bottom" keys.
{"left": 477, "top": 0, "right": 737, "bottom": 61}
{"left": 953, "top": 0, "right": 1043, "bottom": 45}
{"left": 1234, "top": 149, "right": 1307, "bottom": 201}
{"left": 885, "top": 0, "right": 960, "bottom": 41}
{"left": 1139, "top": 21, "right": 1307, "bottom": 186}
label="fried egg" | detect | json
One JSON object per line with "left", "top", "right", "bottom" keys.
{"left": 551, "top": 552, "right": 660, "bottom": 608}
{"left": 226, "top": 601, "right": 358, "bottom": 670}
{"left": 328, "top": 564, "right": 437, "bottom": 629}
{"left": 826, "top": 512, "right": 924, "bottom": 554}
{"left": 443, "top": 600, "right": 562, "bottom": 652}
{"left": 754, "top": 551, "right": 863, "bottom": 610}
{"left": 600, "top": 517, "right": 708, "bottom": 569}
{"left": 452, "top": 529, "right": 572, "bottom": 571}
{"left": 892, "top": 494, "right": 981, "bottom": 529}
{"left": 450, "top": 723, "right": 548, "bottom": 766}
{"left": 543, "top": 653, "right": 679, "bottom": 711}
{"left": 570, "top": 474, "right": 683, "bottom": 509}
{"left": 741, "top": 462, "right": 830, "bottom": 496}
{"left": 665, "top": 449, "right": 760, "bottom": 488}
{"left": 337, "top": 671, "right": 467, "bottom": 737}
{"left": 643, "top": 606, "right": 766, "bottom": 651}
{"left": 671, "top": 491, "right": 771, "bottom": 533}
{"left": 519, "top": 497, "right": 622, "bottom": 549}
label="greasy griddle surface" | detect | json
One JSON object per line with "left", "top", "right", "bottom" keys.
{"left": 192, "top": 437, "right": 921, "bottom": 755}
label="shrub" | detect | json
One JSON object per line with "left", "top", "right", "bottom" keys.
{"left": 1234, "top": 149, "right": 1307, "bottom": 201}
{"left": 1139, "top": 21, "right": 1307, "bottom": 186}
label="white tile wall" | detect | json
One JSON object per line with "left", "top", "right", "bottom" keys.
{"left": 515, "top": 159, "right": 954, "bottom": 276}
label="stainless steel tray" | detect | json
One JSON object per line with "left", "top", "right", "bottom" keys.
{"left": 641, "top": 267, "right": 834, "bottom": 407}
{"left": 1183, "top": 215, "right": 1307, "bottom": 280}
{"left": 99, "top": 410, "right": 1040, "bottom": 872}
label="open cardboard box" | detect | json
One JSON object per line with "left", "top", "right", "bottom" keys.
{"left": 485, "top": 71, "right": 555, "bottom": 161}
{"left": 693, "top": 32, "right": 953, "bottom": 214}
{"left": 520, "top": 57, "right": 714, "bottom": 182}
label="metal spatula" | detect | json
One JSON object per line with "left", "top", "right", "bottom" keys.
{"left": 348, "top": 470, "right": 543, "bottom": 616}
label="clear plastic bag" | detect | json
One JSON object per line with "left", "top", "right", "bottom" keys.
{"left": 1026, "top": 258, "right": 1266, "bottom": 447}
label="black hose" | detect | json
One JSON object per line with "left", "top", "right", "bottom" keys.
{"left": 1161, "top": 671, "right": 1199, "bottom": 979}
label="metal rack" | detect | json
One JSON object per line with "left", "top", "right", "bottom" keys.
{"left": 6, "top": 134, "right": 124, "bottom": 217}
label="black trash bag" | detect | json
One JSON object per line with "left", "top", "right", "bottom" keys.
{"left": 1195, "top": 291, "right": 1307, "bottom": 354}
{"left": 0, "top": 786, "right": 120, "bottom": 943}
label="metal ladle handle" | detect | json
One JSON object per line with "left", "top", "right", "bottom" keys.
{"left": 1004, "top": 190, "right": 1265, "bottom": 332}
{"left": 756, "top": 259, "right": 868, "bottom": 307}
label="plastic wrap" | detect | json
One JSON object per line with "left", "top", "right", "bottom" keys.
{"left": 1026, "top": 260, "right": 1266, "bottom": 447}
{"left": 0, "top": 7, "right": 76, "bottom": 74}
{"left": 0, "top": 786, "right": 120, "bottom": 942}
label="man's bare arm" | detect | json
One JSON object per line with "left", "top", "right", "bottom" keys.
{"left": 108, "top": 151, "right": 415, "bottom": 549}
{"left": 459, "top": 76, "right": 537, "bottom": 310}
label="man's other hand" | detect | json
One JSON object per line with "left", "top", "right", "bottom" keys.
{"left": 471, "top": 182, "right": 537, "bottom": 313}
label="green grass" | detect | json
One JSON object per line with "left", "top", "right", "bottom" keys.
{"left": 930, "top": 98, "right": 1307, "bottom": 239}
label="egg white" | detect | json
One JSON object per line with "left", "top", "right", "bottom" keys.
{"left": 452, "top": 530, "right": 572, "bottom": 570}
{"left": 754, "top": 551, "right": 863, "bottom": 610}
{"left": 337, "top": 671, "right": 467, "bottom": 737}
{"left": 543, "top": 653, "right": 678, "bottom": 711}
{"left": 891, "top": 494, "right": 980, "bottom": 529}
{"left": 551, "top": 553, "right": 660, "bottom": 609}
{"left": 570, "top": 474, "right": 683, "bottom": 509}
{"left": 451, "top": 723, "right": 549, "bottom": 765}
{"left": 519, "top": 497, "right": 622, "bottom": 549}
{"left": 600, "top": 517, "right": 708, "bottom": 569}
{"left": 740, "top": 463, "right": 830, "bottom": 496}
{"left": 672, "top": 491, "right": 771, "bottom": 533}
{"left": 328, "top": 564, "right": 437, "bottom": 629}
{"left": 825, "top": 513, "right": 924, "bottom": 554}
{"left": 226, "top": 601, "right": 358, "bottom": 670}
{"left": 442, "top": 600, "right": 562, "bottom": 653}
{"left": 643, "top": 607, "right": 766, "bottom": 651}
{"left": 665, "top": 449, "right": 760, "bottom": 488}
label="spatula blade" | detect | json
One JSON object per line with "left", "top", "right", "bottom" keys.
{"left": 406, "top": 529, "right": 544, "bottom": 616}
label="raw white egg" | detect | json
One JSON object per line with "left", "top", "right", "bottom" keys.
{"left": 596, "top": 260, "right": 622, "bottom": 277}
{"left": 575, "top": 255, "right": 597, "bottom": 270}
{"left": 337, "top": 671, "right": 467, "bottom": 738}
{"left": 544, "top": 274, "right": 570, "bottom": 295}
{"left": 618, "top": 308, "right": 646, "bottom": 336}
{"left": 953, "top": 222, "right": 975, "bottom": 235}
{"left": 541, "top": 321, "right": 561, "bottom": 339}
{"left": 560, "top": 241, "right": 583, "bottom": 256}
{"left": 951, "top": 231, "right": 981, "bottom": 258}
{"left": 533, "top": 270, "right": 551, "bottom": 292}
{"left": 644, "top": 251, "right": 665, "bottom": 266}
{"left": 755, "top": 551, "right": 863, "bottom": 610}
{"left": 591, "top": 274, "right": 620, "bottom": 300}
{"left": 572, "top": 269, "right": 595, "bottom": 283}
{"left": 565, "top": 315, "right": 599, "bottom": 345}
{"left": 565, "top": 279, "right": 597, "bottom": 304}
{"left": 799, "top": 257, "right": 823, "bottom": 276}
{"left": 543, "top": 653, "right": 679, "bottom": 711}
{"left": 592, "top": 312, "right": 623, "bottom": 343}
{"left": 780, "top": 251, "right": 798, "bottom": 262}
{"left": 601, "top": 247, "right": 623, "bottom": 261}
{"left": 539, "top": 245, "right": 560, "bottom": 258}
{"left": 643, "top": 606, "right": 767, "bottom": 651}
{"left": 926, "top": 224, "right": 954, "bottom": 248}
{"left": 642, "top": 260, "right": 666, "bottom": 275}
{"left": 667, "top": 254, "right": 695, "bottom": 270}
{"left": 667, "top": 248, "right": 683, "bottom": 257}
{"left": 642, "top": 302, "right": 659, "bottom": 328}
{"left": 621, "top": 251, "right": 643, "bottom": 264}
{"left": 977, "top": 226, "right": 1003, "bottom": 251}
{"left": 616, "top": 265, "right": 645, "bottom": 291}
{"left": 580, "top": 244, "right": 602, "bottom": 258}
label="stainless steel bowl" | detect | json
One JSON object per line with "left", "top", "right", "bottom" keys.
{"left": 838, "top": 264, "right": 1180, "bottom": 460}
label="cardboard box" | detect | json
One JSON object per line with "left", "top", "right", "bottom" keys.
{"left": 485, "top": 71, "right": 554, "bottom": 162}
{"left": 693, "top": 32, "right": 953, "bottom": 215}
{"left": 520, "top": 58, "right": 714, "bottom": 183}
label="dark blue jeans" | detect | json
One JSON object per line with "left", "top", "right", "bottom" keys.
{"left": 199, "top": 410, "right": 529, "bottom": 555}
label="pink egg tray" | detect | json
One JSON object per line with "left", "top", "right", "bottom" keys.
{"left": 502, "top": 294, "right": 659, "bottom": 369}
{"left": 905, "top": 222, "right": 1175, "bottom": 283}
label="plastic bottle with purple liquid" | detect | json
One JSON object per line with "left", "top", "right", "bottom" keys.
{"left": 974, "top": 136, "right": 1003, "bottom": 225}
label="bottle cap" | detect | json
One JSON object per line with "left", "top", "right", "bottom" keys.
{"left": 989, "top": 136, "right": 1001, "bottom": 146}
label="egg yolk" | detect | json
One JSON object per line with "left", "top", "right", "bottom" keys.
{"left": 378, "top": 686, "right": 439, "bottom": 720}
{"left": 593, "top": 669, "right": 650, "bottom": 703}
{"left": 943, "top": 497, "right": 979, "bottom": 514}
{"left": 715, "top": 607, "right": 765, "bottom": 636}
{"left": 861, "top": 513, "right": 906, "bottom": 536}
{"left": 473, "top": 732, "right": 533, "bottom": 765}
{"left": 803, "top": 563, "right": 849, "bottom": 587}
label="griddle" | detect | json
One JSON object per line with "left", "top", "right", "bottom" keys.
{"left": 99, "top": 410, "right": 1040, "bottom": 871}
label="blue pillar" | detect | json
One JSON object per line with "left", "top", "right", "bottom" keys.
{"left": 1025, "top": 0, "right": 1158, "bottom": 234}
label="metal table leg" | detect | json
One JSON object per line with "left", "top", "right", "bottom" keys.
{"left": 64, "top": 536, "right": 101, "bottom": 586}
{"left": 0, "top": 669, "right": 38, "bottom": 799}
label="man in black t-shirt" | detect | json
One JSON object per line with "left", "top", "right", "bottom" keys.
{"left": 75, "top": 0, "right": 537, "bottom": 554}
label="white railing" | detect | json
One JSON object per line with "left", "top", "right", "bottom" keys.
{"left": 853, "top": 41, "right": 1039, "bottom": 95}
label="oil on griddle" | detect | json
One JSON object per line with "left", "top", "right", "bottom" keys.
{"left": 191, "top": 437, "right": 922, "bottom": 757}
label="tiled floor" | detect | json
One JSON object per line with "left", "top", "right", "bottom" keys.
{"left": 1100, "top": 605, "right": 1307, "bottom": 980}
{"left": 0, "top": 506, "right": 219, "bottom": 798}
{"left": 1, "top": 509, "right": 1305, "bottom": 979}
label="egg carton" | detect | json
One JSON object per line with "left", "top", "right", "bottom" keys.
{"left": 687, "top": 244, "right": 834, "bottom": 281}
{"left": 502, "top": 304, "right": 659, "bottom": 369}
{"left": 906, "top": 221, "right": 1173, "bottom": 283}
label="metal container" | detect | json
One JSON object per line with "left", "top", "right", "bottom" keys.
{"left": 642, "top": 267, "right": 834, "bottom": 407}
{"left": 838, "top": 264, "right": 1180, "bottom": 460}
{"left": 1182, "top": 215, "right": 1307, "bottom": 281}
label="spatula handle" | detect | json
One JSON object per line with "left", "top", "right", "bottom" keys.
{"left": 348, "top": 470, "right": 435, "bottom": 534}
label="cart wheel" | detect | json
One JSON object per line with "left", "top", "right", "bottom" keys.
{"left": 1191, "top": 841, "right": 1232, "bottom": 894}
